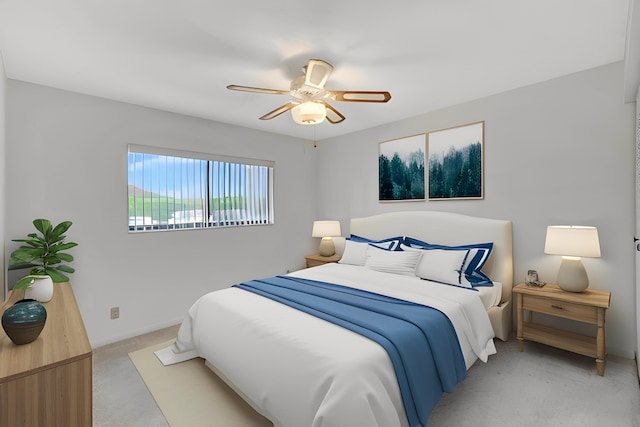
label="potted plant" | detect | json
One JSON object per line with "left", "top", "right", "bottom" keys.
{"left": 8, "top": 219, "right": 78, "bottom": 302}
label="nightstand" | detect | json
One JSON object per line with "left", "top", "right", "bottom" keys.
{"left": 304, "top": 253, "right": 341, "bottom": 268}
{"left": 513, "top": 283, "right": 611, "bottom": 376}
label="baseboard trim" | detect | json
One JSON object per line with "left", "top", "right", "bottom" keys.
{"left": 91, "top": 317, "right": 182, "bottom": 349}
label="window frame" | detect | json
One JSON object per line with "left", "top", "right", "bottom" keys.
{"left": 127, "top": 144, "right": 275, "bottom": 233}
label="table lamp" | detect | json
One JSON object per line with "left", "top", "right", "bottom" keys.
{"left": 312, "top": 220, "right": 342, "bottom": 257}
{"left": 544, "top": 225, "right": 601, "bottom": 292}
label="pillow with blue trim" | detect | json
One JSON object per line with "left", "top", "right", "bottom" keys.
{"left": 401, "top": 245, "right": 471, "bottom": 288}
{"left": 349, "top": 234, "right": 403, "bottom": 251}
{"left": 402, "top": 237, "right": 494, "bottom": 287}
{"left": 339, "top": 238, "right": 400, "bottom": 266}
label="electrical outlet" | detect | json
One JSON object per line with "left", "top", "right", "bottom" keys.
{"left": 110, "top": 307, "right": 119, "bottom": 320}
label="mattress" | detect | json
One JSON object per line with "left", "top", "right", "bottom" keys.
{"left": 160, "top": 263, "right": 497, "bottom": 427}
{"left": 477, "top": 280, "right": 502, "bottom": 310}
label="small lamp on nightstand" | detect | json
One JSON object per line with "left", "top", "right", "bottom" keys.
{"left": 544, "top": 225, "right": 601, "bottom": 292}
{"left": 312, "top": 220, "right": 342, "bottom": 257}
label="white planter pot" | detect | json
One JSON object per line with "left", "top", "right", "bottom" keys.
{"left": 24, "top": 276, "right": 54, "bottom": 303}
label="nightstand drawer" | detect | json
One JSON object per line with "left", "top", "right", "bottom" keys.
{"left": 306, "top": 258, "right": 328, "bottom": 268}
{"left": 522, "top": 294, "right": 598, "bottom": 323}
{"left": 304, "top": 254, "right": 341, "bottom": 268}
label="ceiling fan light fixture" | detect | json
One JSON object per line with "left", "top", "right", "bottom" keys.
{"left": 227, "top": 58, "right": 391, "bottom": 125}
{"left": 291, "top": 101, "right": 326, "bottom": 125}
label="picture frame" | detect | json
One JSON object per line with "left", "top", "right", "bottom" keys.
{"left": 378, "top": 134, "right": 426, "bottom": 202}
{"left": 427, "top": 121, "right": 484, "bottom": 200}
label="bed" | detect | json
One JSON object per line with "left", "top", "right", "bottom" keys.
{"left": 157, "top": 211, "right": 513, "bottom": 427}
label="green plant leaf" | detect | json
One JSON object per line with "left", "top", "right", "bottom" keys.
{"left": 7, "top": 262, "right": 37, "bottom": 271}
{"left": 11, "top": 238, "right": 42, "bottom": 246}
{"left": 55, "top": 265, "right": 75, "bottom": 274}
{"left": 44, "top": 254, "right": 61, "bottom": 262}
{"left": 50, "top": 242, "right": 78, "bottom": 252}
{"left": 56, "top": 253, "right": 74, "bottom": 262}
{"left": 29, "top": 266, "right": 46, "bottom": 275}
{"left": 33, "top": 219, "right": 52, "bottom": 239}
{"left": 13, "top": 275, "right": 38, "bottom": 291}
{"left": 10, "top": 248, "right": 43, "bottom": 263}
{"left": 50, "top": 221, "right": 72, "bottom": 242}
{"left": 23, "top": 233, "right": 45, "bottom": 244}
{"left": 45, "top": 269, "right": 69, "bottom": 283}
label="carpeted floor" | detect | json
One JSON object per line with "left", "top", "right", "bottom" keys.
{"left": 93, "top": 325, "right": 180, "bottom": 427}
{"left": 93, "top": 325, "right": 640, "bottom": 427}
{"left": 427, "top": 340, "right": 640, "bottom": 427}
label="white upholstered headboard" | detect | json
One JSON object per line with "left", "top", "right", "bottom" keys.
{"left": 350, "top": 211, "right": 514, "bottom": 340}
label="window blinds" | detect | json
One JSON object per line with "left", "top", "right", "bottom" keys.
{"left": 128, "top": 144, "right": 274, "bottom": 232}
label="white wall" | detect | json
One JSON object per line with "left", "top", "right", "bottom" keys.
{"left": 0, "top": 52, "right": 6, "bottom": 301}
{"left": 5, "top": 81, "right": 318, "bottom": 347}
{"left": 636, "top": 87, "right": 640, "bottom": 372}
{"left": 4, "top": 63, "right": 636, "bottom": 357}
{"left": 316, "top": 62, "right": 636, "bottom": 358}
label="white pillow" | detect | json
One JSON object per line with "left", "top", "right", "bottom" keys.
{"left": 339, "top": 240, "right": 369, "bottom": 266}
{"left": 339, "top": 240, "right": 398, "bottom": 266}
{"left": 402, "top": 244, "right": 470, "bottom": 287}
{"left": 364, "top": 245, "right": 422, "bottom": 276}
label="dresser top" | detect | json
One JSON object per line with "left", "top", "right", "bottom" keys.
{"left": 0, "top": 282, "right": 91, "bottom": 382}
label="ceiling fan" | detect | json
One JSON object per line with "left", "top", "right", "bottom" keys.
{"left": 227, "top": 59, "right": 391, "bottom": 125}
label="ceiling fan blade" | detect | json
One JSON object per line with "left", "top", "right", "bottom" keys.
{"left": 331, "top": 91, "right": 392, "bottom": 103}
{"left": 325, "top": 104, "right": 346, "bottom": 124}
{"left": 259, "top": 102, "right": 297, "bottom": 120}
{"left": 227, "top": 85, "right": 289, "bottom": 95}
{"left": 304, "top": 59, "right": 333, "bottom": 89}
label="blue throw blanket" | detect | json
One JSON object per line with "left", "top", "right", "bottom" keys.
{"left": 234, "top": 275, "right": 467, "bottom": 427}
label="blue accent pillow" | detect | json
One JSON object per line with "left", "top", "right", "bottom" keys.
{"left": 349, "top": 234, "right": 403, "bottom": 251}
{"left": 402, "top": 236, "right": 494, "bottom": 286}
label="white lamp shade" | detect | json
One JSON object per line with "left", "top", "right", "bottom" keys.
{"left": 544, "top": 226, "right": 601, "bottom": 258}
{"left": 291, "top": 102, "right": 326, "bottom": 125}
{"left": 312, "top": 220, "right": 341, "bottom": 238}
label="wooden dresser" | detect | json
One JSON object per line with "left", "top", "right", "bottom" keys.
{"left": 0, "top": 282, "right": 92, "bottom": 426}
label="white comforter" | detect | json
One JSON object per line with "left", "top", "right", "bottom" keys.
{"left": 162, "top": 263, "right": 497, "bottom": 427}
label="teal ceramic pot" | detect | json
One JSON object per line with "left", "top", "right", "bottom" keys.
{"left": 1, "top": 299, "right": 48, "bottom": 345}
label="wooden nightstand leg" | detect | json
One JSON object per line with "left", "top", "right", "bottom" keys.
{"left": 516, "top": 294, "right": 524, "bottom": 352}
{"left": 596, "top": 307, "right": 606, "bottom": 376}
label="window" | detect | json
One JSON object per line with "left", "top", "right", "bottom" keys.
{"left": 128, "top": 144, "right": 274, "bottom": 232}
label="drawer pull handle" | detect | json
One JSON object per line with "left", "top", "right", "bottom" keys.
{"left": 551, "top": 305, "right": 564, "bottom": 310}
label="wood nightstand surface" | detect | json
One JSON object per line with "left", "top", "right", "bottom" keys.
{"left": 304, "top": 253, "right": 341, "bottom": 268}
{"left": 513, "top": 282, "right": 611, "bottom": 376}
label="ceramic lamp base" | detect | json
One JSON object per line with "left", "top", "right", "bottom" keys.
{"left": 319, "top": 237, "right": 336, "bottom": 257}
{"left": 557, "top": 256, "right": 589, "bottom": 292}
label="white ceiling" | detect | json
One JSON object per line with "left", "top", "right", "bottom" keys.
{"left": 0, "top": 0, "right": 632, "bottom": 141}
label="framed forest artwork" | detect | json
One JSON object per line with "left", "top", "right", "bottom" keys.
{"left": 378, "top": 134, "right": 426, "bottom": 202}
{"left": 427, "top": 121, "right": 484, "bottom": 200}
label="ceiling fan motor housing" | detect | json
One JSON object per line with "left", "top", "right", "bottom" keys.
{"left": 290, "top": 76, "right": 328, "bottom": 101}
